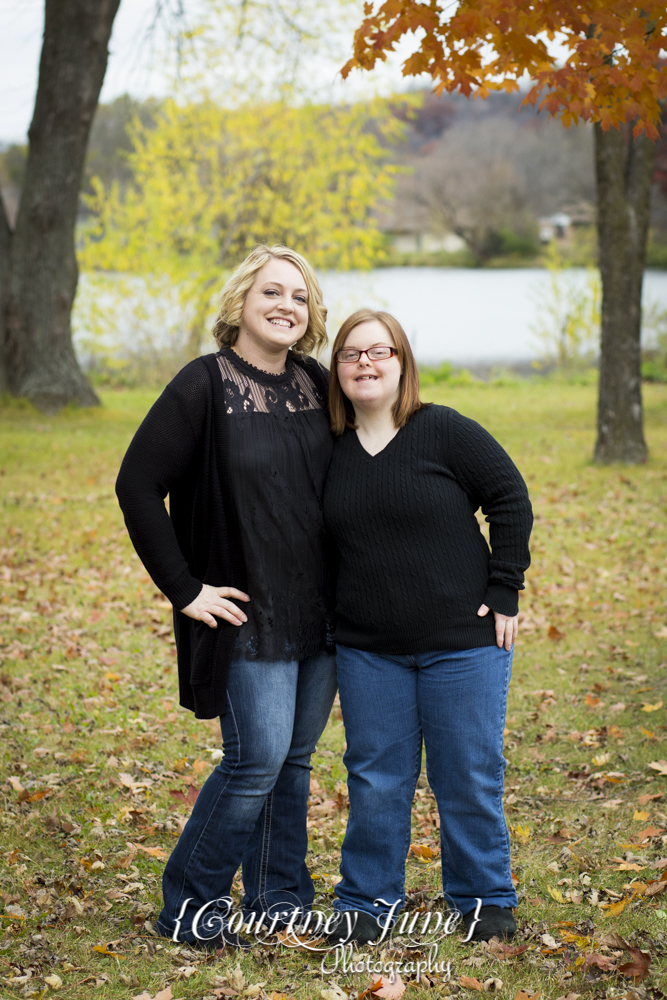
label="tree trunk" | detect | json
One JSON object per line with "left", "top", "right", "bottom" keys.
{"left": 0, "top": 193, "right": 11, "bottom": 393}
{"left": 1, "top": 0, "right": 121, "bottom": 413}
{"left": 594, "top": 123, "right": 655, "bottom": 463}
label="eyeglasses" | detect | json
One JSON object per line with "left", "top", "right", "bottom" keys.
{"left": 334, "top": 347, "right": 397, "bottom": 363}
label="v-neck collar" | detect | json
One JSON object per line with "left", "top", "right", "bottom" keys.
{"left": 351, "top": 426, "right": 403, "bottom": 459}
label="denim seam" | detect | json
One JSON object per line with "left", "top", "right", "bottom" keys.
{"left": 171, "top": 692, "right": 241, "bottom": 920}
{"left": 257, "top": 789, "right": 274, "bottom": 908}
{"left": 496, "top": 649, "right": 515, "bottom": 894}
{"left": 402, "top": 724, "right": 423, "bottom": 910}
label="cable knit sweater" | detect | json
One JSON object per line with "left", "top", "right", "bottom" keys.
{"left": 323, "top": 404, "right": 533, "bottom": 653}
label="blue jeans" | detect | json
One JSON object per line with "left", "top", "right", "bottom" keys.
{"left": 334, "top": 644, "right": 517, "bottom": 919}
{"left": 157, "top": 651, "right": 337, "bottom": 942}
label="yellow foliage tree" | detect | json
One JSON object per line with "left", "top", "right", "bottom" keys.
{"left": 80, "top": 98, "right": 402, "bottom": 359}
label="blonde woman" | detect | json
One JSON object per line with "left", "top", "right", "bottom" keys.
{"left": 116, "top": 245, "right": 337, "bottom": 948}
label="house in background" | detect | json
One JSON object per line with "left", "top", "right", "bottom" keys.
{"left": 538, "top": 202, "right": 594, "bottom": 244}
{"left": 381, "top": 200, "right": 467, "bottom": 256}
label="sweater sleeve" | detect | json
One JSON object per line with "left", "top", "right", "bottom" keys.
{"left": 115, "top": 360, "right": 211, "bottom": 611}
{"left": 446, "top": 408, "right": 533, "bottom": 616}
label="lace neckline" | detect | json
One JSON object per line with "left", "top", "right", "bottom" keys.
{"left": 222, "top": 347, "right": 294, "bottom": 383}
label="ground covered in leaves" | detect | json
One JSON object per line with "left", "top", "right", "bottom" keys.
{"left": 0, "top": 380, "right": 667, "bottom": 1000}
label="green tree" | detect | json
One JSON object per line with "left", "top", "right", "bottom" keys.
{"left": 80, "top": 97, "right": 402, "bottom": 360}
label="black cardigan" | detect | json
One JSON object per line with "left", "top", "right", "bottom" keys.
{"left": 115, "top": 351, "right": 329, "bottom": 719}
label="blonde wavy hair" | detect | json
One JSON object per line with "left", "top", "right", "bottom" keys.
{"left": 212, "top": 244, "right": 328, "bottom": 356}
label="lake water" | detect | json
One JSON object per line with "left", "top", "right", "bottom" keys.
{"left": 318, "top": 267, "right": 667, "bottom": 365}
{"left": 74, "top": 267, "right": 667, "bottom": 368}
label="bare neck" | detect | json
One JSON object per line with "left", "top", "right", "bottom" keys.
{"left": 353, "top": 403, "right": 399, "bottom": 456}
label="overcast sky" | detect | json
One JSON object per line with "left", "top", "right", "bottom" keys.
{"left": 0, "top": 1, "right": 574, "bottom": 147}
{"left": 0, "top": 0, "right": 175, "bottom": 143}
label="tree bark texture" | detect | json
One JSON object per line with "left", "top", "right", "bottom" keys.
{"left": 594, "top": 123, "right": 655, "bottom": 464}
{"left": 0, "top": 0, "right": 121, "bottom": 413}
{"left": 0, "top": 193, "right": 11, "bottom": 393}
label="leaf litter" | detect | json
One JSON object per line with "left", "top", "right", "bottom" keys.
{"left": 2, "top": 385, "right": 667, "bottom": 996}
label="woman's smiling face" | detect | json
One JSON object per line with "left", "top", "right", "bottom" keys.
{"left": 336, "top": 319, "right": 402, "bottom": 412}
{"left": 239, "top": 257, "right": 309, "bottom": 351}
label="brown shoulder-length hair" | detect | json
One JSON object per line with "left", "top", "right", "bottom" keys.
{"left": 329, "top": 309, "right": 428, "bottom": 436}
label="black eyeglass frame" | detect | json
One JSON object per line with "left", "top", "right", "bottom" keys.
{"left": 334, "top": 347, "right": 398, "bottom": 363}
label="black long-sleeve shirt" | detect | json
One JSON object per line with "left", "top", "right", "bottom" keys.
{"left": 323, "top": 404, "right": 532, "bottom": 653}
{"left": 115, "top": 351, "right": 331, "bottom": 719}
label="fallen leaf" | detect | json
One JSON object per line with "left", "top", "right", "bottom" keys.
{"left": 618, "top": 948, "right": 651, "bottom": 984}
{"left": 603, "top": 897, "right": 629, "bottom": 917}
{"left": 410, "top": 844, "right": 435, "bottom": 860}
{"left": 615, "top": 863, "right": 646, "bottom": 871}
{"left": 584, "top": 694, "right": 601, "bottom": 708}
{"left": 132, "top": 989, "right": 181, "bottom": 1000}
{"left": 230, "top": 967, "right": 246, "bottom": 993}
{"left": 93, "top": 944, "right": 122, "bottom": 956}
{"left": 637, "top": 792, "right": 663, "bottom": 805}
{"left": 648, "top": 760, "right": 667, "bottom": 776}
{"left": 583, "top": 953, "right": 616, "bottom": 972}
{"left": 638, "top": 825, "right": 665, "bottom": 840}
{"left": 644, "top": 880, "right": 667, "bottom": 897}
{"left": 482, "top": 980, "right": 503, "bottom": 993}
{"left": 633, "top": 810, "right": 650, "bottom": 821}
{"left": 598, "top": 931, "right": 629, "bottom": 948}
{"left": 547, "top": 887, "right": 565, "bottom": 903}
{"left": 44, "top": 973, "right": 63, "bottom": 989}
{"left": 492, "top": 942, "right": 528, "bottom": 960}
{"left": 126, "top": 841, "right": 168, "bottom": 860}
{"left": 169, "top": 785, "right": 200, "bottom": 806}
{"left": 372, "top": 975, "right": 405, "bottom": 999}
{"left": 514, "top": 992, "right": 541, "bottom": 1000}
{"left": 592, "top": 752, "right": 611, "bottom": 766}
{"left": 321, "top": 985, "right": 348, "bottom": 1000}
{"left": 548, "top": 626, "right": 564, "bottom": 641}
{"left": 541, "top": 933, "right": 559, "bottom": 949}
{"left": 642, "top": 701, "right": 663, "bottom": 713}
{"left": 459, "top": 977, "right": 484, "bottom": 991}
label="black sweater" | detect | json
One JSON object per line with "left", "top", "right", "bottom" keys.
{"left": 115, "top": 352, "right": 329, "bottom": 719}
{"left": 323, "top": 405, "right": 532, "bottom": 653}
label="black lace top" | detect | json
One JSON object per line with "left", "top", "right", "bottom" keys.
{"left": 217, "top": 348, "right": 334, "bottom": 662}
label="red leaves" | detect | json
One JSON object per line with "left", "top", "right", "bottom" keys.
{"left": 371, "top": 976, "right": 406, "bottom": 999}
{"left": 582, "top": 935, "right": 652, "bottom": 984}
{"left": 618, "top": 947, "right": 651, "bottom": 983}
{"left": 583, "top": 952, "right": 617, "bottom": 972}
{"left": 459, "top": 976, "right": 484, "bottom": 991}
{"left": 491, "top": 942, "right": 528, "bottom": 960}
{"left": 169, "top": 785, "right": 200, "bottom": 807}
{"left": 343, "top": 1, "right": 667, "bottom": 136}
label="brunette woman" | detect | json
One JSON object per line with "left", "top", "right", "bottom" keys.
{"left": 116, "top": 245, "right": 337, "bottom": 947}
{"left": 322, "top": 309, "right": 532, "bottom": 944}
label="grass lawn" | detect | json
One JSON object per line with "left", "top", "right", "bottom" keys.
{"left": 1, "top": 380, "right": 667, "bottom": 999}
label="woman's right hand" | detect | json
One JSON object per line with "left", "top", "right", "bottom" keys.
{"left": 180, "top": 584, "right": 250, "bottom": 629}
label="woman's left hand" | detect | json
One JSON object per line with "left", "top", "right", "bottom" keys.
{"left": 477, "top": 604, "right": 518, "bottom": 651}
